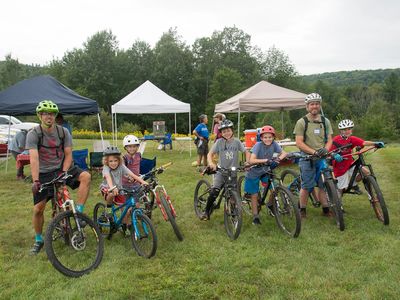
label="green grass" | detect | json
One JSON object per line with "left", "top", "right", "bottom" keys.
{"left": 0, "top": 141, "right": 399, "bottom": 299}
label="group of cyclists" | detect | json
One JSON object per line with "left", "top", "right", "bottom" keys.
{"left": 26, "top": 92, "right": 385, "bottom": 254}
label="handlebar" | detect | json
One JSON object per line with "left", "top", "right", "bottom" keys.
{"left": 141, "top": 162, "right": 172, "bottom": 179}
{"left": 341, "top": 146, "right": 377, "bottom": 158}
{"left": 286, "top": 143, "right": 352, "bottom": 161}
{"left": 39, "top": 172, "right": 73, "bottom": 191}
{"left": 201, "top": 165, "right": 247, "bottom": 176}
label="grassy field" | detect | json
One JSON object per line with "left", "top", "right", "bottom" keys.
{"left": 0, "top": 140, "right": 399, "bottom": 299}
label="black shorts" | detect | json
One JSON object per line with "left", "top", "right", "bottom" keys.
{"left": 197, "top": 140, "right": 209, "bottom": 156}
{"left": 33, "top": 165, "right": 84, "bottom": 205}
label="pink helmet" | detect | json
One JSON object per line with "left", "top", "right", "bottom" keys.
{"left": 259, "top": 125, "right": 275, "bottom": 136}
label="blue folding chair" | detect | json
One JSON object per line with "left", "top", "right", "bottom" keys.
{"left": 72, "top": 149, "right": 89, "bottom": 170}
{"left": 160, "top": 133, "right": 172, "bottom": 150}
{"left": 140, "top": 157, "right": 156, "bottom": 180}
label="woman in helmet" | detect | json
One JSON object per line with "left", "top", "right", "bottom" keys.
{"left": 122, "top": 134, "right": 142, "bottom": 189}
{"left": 330, "top": 119, "right": 384, "bottom": 196}
{"left": 201, "top": 119, "right": 250, "bottom": 220}
{"left": 244, "top": 125, "right": 287, "bottom": 225}
{"left": 26, "top": 100, "right": 91, "bottom": 254}
{"left": 100, "top": 146, "right": 147, "bottom": 205}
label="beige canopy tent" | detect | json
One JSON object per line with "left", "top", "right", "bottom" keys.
{"left": 214, "top": 80, "right": 307, "bottom": 137}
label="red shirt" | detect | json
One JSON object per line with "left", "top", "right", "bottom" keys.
{"left": 122, "top": 152, "right": 141, "bottom": 187}
{"left": 330, "top": 135, "right": 364, "bottom": 177}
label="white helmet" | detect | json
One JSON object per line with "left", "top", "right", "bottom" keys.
{"left": 123, "top": 135, "right": 140, "bottom": 147}
{"left": 338, "top": 119, "right": 354, "bottom": 130}
{"left": 305, "top": 93, "right": 322, "bottom": 104}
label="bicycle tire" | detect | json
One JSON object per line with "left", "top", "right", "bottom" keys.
{"left": 93, "top": 202, "right": 113, "bottom": 238}
{"left": 238, "top": 175, "right": 252, "bottom": 216}
{"left": 272, "top": 185, "right": 301, "bottom": 238}
{"left": 363, "top": 175, "right": 389, "bottom": 225}
{"left": 45, "top": 210, "right": 104, "bottom": 277}
{"left": 223, "top": 191, "right": 243, "bottom": 240}
{"left": 194, "top": 179, "right": 211, "bottom": 218}
{"left": 324, "top": 179, "right": 345, "bottom": 231}
{"left": 159, "top": 193, "right": 184, "bottom": 241}
{"left": 131, "top": 211, "right": 157, "bottom": 258}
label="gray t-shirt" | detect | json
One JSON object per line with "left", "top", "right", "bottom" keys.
{"left": 9, "top": 130, "right": 27, "bottom": 153}
{"left": 100, "top": 164, "right": 131, "bottom": 190}
{"left": 246, "top": 141, "right": 282, "bottom": 179}
{"left": 210, "top": 138, "right": 246, "bottom": 168}
{"left": 26, "top": 125, "right": 72, "bottom": 173}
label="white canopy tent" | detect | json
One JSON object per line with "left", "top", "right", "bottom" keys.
{"left": 214, "top": 80, "right": 307, "bottom": 137}
{"left": 111, "top": 80, "right": 191, "bottom": 144}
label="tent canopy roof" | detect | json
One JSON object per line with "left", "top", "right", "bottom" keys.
{"left": 112, "top": 80, "right": 190, "bottom": 114}
{"left": 0, "top": 75, "right": 99, "bottom": 116}
{"left": 215, "top": 80, "right": 307, "bottom": 113}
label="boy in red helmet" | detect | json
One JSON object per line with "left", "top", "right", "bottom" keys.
{"left": 244, "top": 125, "right": 287, "bottom": 225}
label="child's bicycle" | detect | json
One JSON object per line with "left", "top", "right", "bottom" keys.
{"left": 93, "top": 185, "right": 157, "bottom": 258}
{"left": 41, "top": 172, "right": 104, "bottom": 278}
{"left": 237, "top": 162, "right": 301, "bottom": 238}
{"left": 281, "top": 147, "right": 347, "bottom": 231}
{"left": 341, "top": 146, "right": 389, "bottom": 224}
{"left": 194, "top": 165, "right": 244, "bottom": 240}
{"left": 140, "top": 162, "right": 184, "bottom": 241}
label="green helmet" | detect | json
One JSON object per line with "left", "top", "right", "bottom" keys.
{"left": 36, "top": 100, "right": 59, "bottom": 114}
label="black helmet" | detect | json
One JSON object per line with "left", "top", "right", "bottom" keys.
{"left": 218, "top": 119, "right": 234, "bottom": 131}
{"left": 103, "top": 146, "right": 121, "bottom": 156}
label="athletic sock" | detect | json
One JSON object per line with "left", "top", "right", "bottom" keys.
{"left": 76, "top": 204, "right": 84, "bottom": 213}
{"left": 35, "top": 234, "right": 43, "bottom": 243}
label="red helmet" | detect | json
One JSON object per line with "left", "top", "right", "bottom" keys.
{"left": 259, "top": 125, "right": 275, "bottom": 136}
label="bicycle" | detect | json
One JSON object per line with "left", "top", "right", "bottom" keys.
{"left": 194, "top": 166, "right": 243, "bottom": 240}
{"left": 42, "top": 172, "right": 104, "bottom": 278}
{"left": 141, "top": 162, "right": 184, "bottom": 241}
{"left": 341, "top": 146, "right": 389, "bottom": 225}
{"left": 93, "top": 185, "right": 157, "bottom": 258}
{"left": 282, "top": 148, "right": 346, "bottom": 231}
{"left": 237, "top": 162, "right": 301, "bottom": 238}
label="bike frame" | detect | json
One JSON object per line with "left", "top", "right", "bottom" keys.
{"left": 213, "top": 167, "right": 242, "bottom": 208}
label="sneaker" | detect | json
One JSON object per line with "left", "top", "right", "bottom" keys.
{"left": 30, "top": 241, "right": 44, "bottom": 255}
{"left": 322, "top": 210, "right": 334, "bottom": 218}
{"left": 252, "top": 217, "right": 261, "bottom": 225}
{"left": 17, "top": 175, "right": 27, "bottom": 180}
{"left": 300, "top": 210, "right": 307, "bottom": 219}
{"left": 352, "top": 185, "right": 362, "bottom": 195}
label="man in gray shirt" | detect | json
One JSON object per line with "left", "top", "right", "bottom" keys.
{"left": 9, "top": 128, "right": 28, "bottom": 179}
{"left": 200, "top": 119, "right": 249, "bottom": 220}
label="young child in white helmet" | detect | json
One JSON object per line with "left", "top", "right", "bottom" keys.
{"left": 122, "top": 135, "right": 142, "bottom": 189}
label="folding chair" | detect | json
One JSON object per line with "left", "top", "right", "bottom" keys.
{"left": 160, "top": 133, "right": 172, "bottom": 150}
{"left": 89, "top": 152, "right": 104, "bottom": 175}
{"left": 140, "top": 157, "right": 156, "bottom": 180}
{"left": 72, "top": 149, "right": 89, "bottom": 170}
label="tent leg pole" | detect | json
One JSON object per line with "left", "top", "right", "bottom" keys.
{"left": 189, "top": 110, "right": 191, "bottom": 157}
{"left": 281, "top": 109, "right": 284, "bottom": 138}
{"left": 174, "top": 113, "right": 177, "bottom": 135}
{"left": 237, "top": 110, "right": 241, "bottom": 139}
{"left": 97, "top": 113, "right": 104, "bottom": 147}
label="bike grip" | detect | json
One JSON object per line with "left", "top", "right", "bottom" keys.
{"left": 162, "top": 162, "right": 173, "bottom": 168}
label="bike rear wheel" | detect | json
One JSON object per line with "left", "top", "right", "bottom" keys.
{"left": 45, "top": 211, "right": 104, "bottom": 277}
{"left": 324, "top": 179, "right": 345, "bottom": 231}
{"left": 159, "top": 193, "right": 184, "bottom": 241}
{"left": 194, "top": 179, "right": 211, "bottom": 218}
{"left": 131, "top": 211, "right": 157, "bottom": 258}
{"left": 272, "top": 185, "right": 301, "bottom": 238}
{"left": 223, "top": 191, "right": 243, "bottom": 240}
{"left": 363, "top": 175, "right": 389, "bottom": 225}
{"left": 93, "top": 202, "right": 113, "bottom": 239}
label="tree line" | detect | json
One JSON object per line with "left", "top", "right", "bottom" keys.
{"left": 1, "top": 27, "right": 399, "bottom": 140}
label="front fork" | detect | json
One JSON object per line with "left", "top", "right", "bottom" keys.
{"left": 154, "top": 185, "right": 176, "bottom": 221}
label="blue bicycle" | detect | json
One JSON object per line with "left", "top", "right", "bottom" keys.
{"left": 93, "top": 185, "right": 157, "bottom": 258}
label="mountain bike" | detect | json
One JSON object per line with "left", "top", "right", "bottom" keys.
{"left": 42, "top": 172, "right": 104, "bottom": 278}
{"left": 237, "top": 162, "right": 301, "bottom": 238}
{"left": 283, "top": 148, "right": 346, "bottom": 231}
{"left": 194, "top": 166, "right": 244, "bottom": 240}
{"left": 93, "top": 185, "right": 157, "bottom": 258}
{"left": 341, "top": 146, "right": 389, "bottom": 225}
{"left": 141, "top": 162, "right": 184, "bottom": 241}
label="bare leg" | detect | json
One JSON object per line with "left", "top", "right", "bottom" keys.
{"left": 299, "top": 188, "right": 309, "bottom": 208}
{"left": 77, "top": 171, "right": 91, "bottom": 205}
{"left": 251, "top": 194, "right": 259, "bottom": 216}
{"left": 318, "top": 187, "right": 329, "bottom": 207}
{"left": 32, "top": 200, "right": 47, "bottom": 235}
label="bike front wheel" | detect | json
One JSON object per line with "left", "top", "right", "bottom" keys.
{"left": 324, "top": 179, "right": 345, "bottom": 231}
{"left": 363, "top": 175, "right": 389, "bottom": 225}
{"left": 45, "top": 211, "right": 104, "bottom": 277}
{"left": 93, "top": 202, "right": 113, "bottom": 239}
{"left": 224, "top": 191, "right": 243, "bottom": 240}
{"left": 131, "top": 211, "right": 157, "bottom": 258}
{"left": 194, "top": 179, "right": 211, "bottom": 218}
{"left": 272, "top": 185, "right": 301, "bottom": 238}
{"left": 159, "top": 193, "right": 184, "bottom": 241}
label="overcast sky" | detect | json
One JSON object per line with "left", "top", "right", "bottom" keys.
{"left": 1, "top": 0, "right": 399, "bottom": 75}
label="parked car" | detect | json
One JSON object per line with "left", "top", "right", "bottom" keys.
{"left": 0, "top": 115, "right": 38, "bottom": 143}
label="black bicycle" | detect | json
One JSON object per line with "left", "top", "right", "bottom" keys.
{"left": 341, "top": 146, "right": 389, "bottom": 225}
{"left": 194, "top": 166, "right": 244, "bottom": 240}
{"left": 237, "top": 162, "right": 301, "bottom": 238}
{"left": 42, "top": 172, "right": 104, "bottom": 277}
{"left": 282, "top": 149, "right": 346, "bottom": 231}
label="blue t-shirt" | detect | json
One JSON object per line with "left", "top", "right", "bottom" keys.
{"left": 194, "top": 123, "right": 209, "bottom": 139}
{"left": 246, "top": 141, "right": 282, "bottom": 179}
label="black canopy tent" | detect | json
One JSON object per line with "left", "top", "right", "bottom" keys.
{"left": 0, "top": 75, "right": 104, "bottom": 171}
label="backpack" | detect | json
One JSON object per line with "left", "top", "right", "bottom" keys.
{"left": 34, "top": 124, "right": 65, "bottom": 151}
{"left": 302, "top": 115, "right": 328, "bottom": 144}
